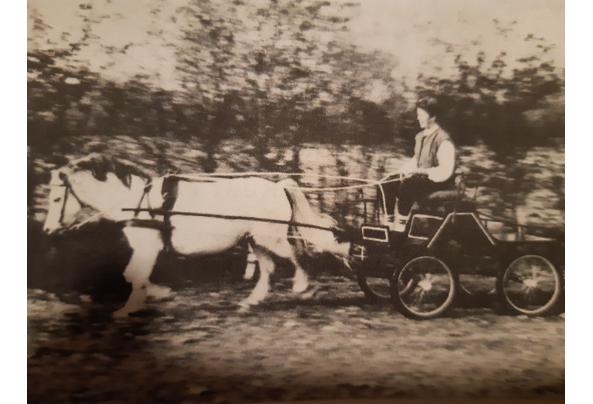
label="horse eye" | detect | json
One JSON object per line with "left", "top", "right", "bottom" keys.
{"left": 53, "top": 197, "right": 61, "bottom": 202}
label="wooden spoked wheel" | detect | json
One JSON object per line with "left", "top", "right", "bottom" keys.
{"left": 357, "top": 274, "right": 391, "bottom": 303}
{"left": 497, "top": 254, "right": 562, "bottom": 316}
{"left": 390, "top": 256, "right": 457, "bottom": 320}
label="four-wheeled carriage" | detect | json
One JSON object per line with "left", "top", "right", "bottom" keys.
{"left": 350, "top": 173, "right": 564, "bottom": 320}
{"left": 42, "top": 153, "right": 563, "bottom": 319}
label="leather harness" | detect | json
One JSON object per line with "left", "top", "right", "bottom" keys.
{"left": 59, "top": 173, "right": 327, "bottom": 254}
{"left": 57, "top": 172, "right": 91, "bottom": 226}
{"left": 126, "top": 175, "right": 181, "bottom": 251}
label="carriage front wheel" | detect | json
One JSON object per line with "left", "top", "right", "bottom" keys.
{"left": 497, "top": 254, "right": 562, "bottom": 316}
{"left": 390, "top": 256, "right": 457, "bottom": 320}
{"left": 357, "top": 274, "right": 391, "bottom": 303}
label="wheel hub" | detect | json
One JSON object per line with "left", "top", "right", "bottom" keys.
{"left": 418, "top": 277, "right": 432, "bottom": 291}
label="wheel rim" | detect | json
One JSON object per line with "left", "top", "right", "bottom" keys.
{"left": 397, "top": 256, "right": 455, "bottom": 317}
{"left": 363, "top": 276, "right": 391, "bottom": 299}
{"left": 502, "top": 255, "right": 561, "bottom": 315}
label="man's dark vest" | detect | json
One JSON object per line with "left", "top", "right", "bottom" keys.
{"left": 415, "top": 126, "right": 453, "bottom": 169}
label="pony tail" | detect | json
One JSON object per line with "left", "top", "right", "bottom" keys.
{"left": 279, "top": 179, "right": 345, "bottom": 256}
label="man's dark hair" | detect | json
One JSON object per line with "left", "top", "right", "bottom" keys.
{"left": 416, "top": 97, "right": 440, "bottom": 118}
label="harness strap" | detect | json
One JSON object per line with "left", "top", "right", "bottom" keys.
{"left": 159, "top": 175, "right": 181, "bottom": 252}
{"left": 58, "top": 172, "right": 91, "bottom": 226}
{"left": 59, "top": 173, "right": 91, "bottom": 209}
{"left": 58, "top": 184, "right": 69, "bottom": 225}
{"left": 134, "top": 182, "right": 154, "bottom": 218}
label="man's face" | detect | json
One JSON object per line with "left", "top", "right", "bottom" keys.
{"left": 416, "top": 107, "right": 430, "bottom": 129}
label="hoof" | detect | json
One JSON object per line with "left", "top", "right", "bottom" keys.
{"left": 238, "top": 296, "right": 263, "bottom": 309}
{"left": 113, "top": 302, "right": 145, "bottom": 319}
{"left": 238, "top": 299, "right": 253, "bottom": 308}
{"left": 292, "top": 282, "right": 309, "bottom": 294}
{"left": 237, "top": 300, "right": 255, "bottom": 313}
{"left": 299, "top": 285, "right": 322, "bottom": 300}
{"left": 146, "top": 284, "right": 172, "bottom": 300}
{"left": 237, "top": 305, "right": 251, "bottom": 314}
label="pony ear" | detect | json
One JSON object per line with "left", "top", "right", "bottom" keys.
{"left": 112, "top": 160, "right": 135, "bottom": 188}
{"left": 121, "top": 173, "right": 132, "bottom": 188}
{"left": 89, "top": 154, "right": 111, "bottom": 181}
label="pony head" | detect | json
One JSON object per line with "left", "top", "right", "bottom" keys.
{"left": 43, "top": 168, "right": 84, "bottom": 235}
{"left": 42, "top": 153, "right": 147, "bottom": 235}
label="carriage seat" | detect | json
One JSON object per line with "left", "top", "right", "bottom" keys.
{"left": 426, "top": 189, "right": 459, "bottom": 202}
{"left": 414, "top": 173, "right": 476, "bottom": 214}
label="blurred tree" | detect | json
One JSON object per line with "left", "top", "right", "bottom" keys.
{"left": 414, "top": 21, "right": 564, "bottom": 153}
{"left": 28, "top": 2, "right": 564, "bottom": 156}
{"left": 175, "top": 0, "right": 365, "bottom": 168}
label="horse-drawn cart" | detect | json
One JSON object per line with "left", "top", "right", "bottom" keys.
{"left": 44, "top": 154, "right": 564, "bottom": 320}
{"left": 350, "top": 173, "right": 564, "bottom": 320}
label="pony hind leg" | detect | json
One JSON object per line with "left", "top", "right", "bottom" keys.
{"left": 292, "top": 256, "right": 322, "bottom": 300}
{"left": 243, "top": 238, "right": 258, "bottom": 281}
{"left": 292, "top": 263, "right": 309, "bottom": 294}
{"left": 239, "top": 248, "right": 274, "bottom": 309}
{"left": 114, "top": 227, "right": 164, "bottom": 318}
{"left": 257, "top": 234, "right": 311, "bottom": 296}
{"left": 284, "top": 238, "right": 323, "bottom": 299}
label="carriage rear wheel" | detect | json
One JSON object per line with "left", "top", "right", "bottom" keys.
{"left": 497, "top": 254, "right": 562, "bottom": 316}
{"left": 390, "top": 256, "right": 457, "bottom": 320}
{"left": 357, "top": 274, "right": 391, "bottom": 303}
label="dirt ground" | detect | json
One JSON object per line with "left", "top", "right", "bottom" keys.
{"left": 28, "top": 272, "right": 564, "bottom": 403}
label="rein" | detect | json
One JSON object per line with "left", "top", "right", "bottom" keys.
{"left": 173, "top": 172, "right": 406, "bottom": 192}
{"left": 51, "top": 170, "right": 407, "bottom": 234}
{"left": 122, "top": 207, "right": 344, "bottom": 234}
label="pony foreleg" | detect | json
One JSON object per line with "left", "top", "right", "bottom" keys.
{"left": 114, "top": 227, "right": 163, "bottom": 318}
{"left": 239, "top": 250, "right": 274, "bottom": 308}
{"left": 243, "top": 241, "right": 258, "bottom": 280}
{"left": 292, "top": 265, "right": 309, "bottom": 294}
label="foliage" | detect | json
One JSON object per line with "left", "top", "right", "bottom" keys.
{"left": 27, "top": 0, "right": 564, "bottom": 158}
{"left": 414, "top": 27, "right": 564, "bottom": 152}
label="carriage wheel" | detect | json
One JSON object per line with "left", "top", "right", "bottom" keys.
{"left": 497, "top": 254, "right": 562, "bottom": 316}
{"left": 390, "top": 256, "right": 457, "bottom": 320}
{"left": 357, "top": 274, "right": 391, "bottom": 303}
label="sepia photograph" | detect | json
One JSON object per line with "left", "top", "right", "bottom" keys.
{"left": 26, "top": 0, "right": 564, "bottom": 402}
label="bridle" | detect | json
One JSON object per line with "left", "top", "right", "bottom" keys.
{"left": 51, "top": 171, "right": 152, "bottom": 232}
{"left": 55, "top": 172, "right": 91, "bottom": 227}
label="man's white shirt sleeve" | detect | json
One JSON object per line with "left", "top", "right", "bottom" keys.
{"left": 425, "top": 141, "right": 455, "bottom": 182}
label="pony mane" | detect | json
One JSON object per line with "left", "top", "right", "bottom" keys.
{"left": 68, "top": 153, "right": 149, "bottom": 188}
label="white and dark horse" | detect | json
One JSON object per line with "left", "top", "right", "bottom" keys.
{"left": 43, "top": 154, "right": 351, "bottom": 317}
